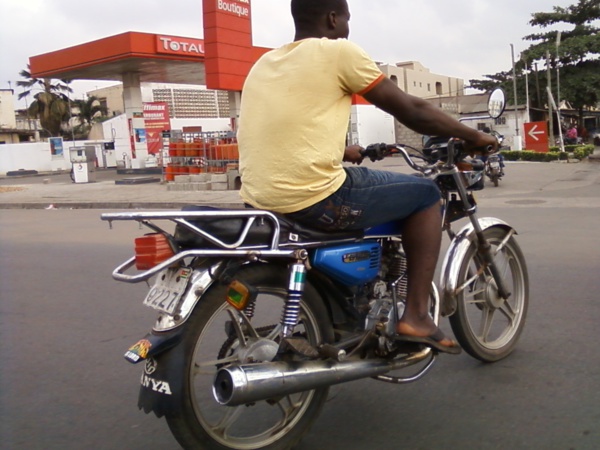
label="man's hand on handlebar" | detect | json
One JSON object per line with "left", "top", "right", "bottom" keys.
{"left": 464, "top": 131, "right": 499, "bottom": 156}
{"left": 343, "top": 145, "right": 365, "bottom": 165}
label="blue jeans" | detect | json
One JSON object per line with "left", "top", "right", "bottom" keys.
{"left": 286, "top": 167, "right": 440, "bottom": 231}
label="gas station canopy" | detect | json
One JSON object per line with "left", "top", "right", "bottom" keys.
{"left": 29, "top": 31, "right": 207, "bottom": 85}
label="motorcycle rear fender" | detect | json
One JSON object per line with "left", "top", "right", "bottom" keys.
{"left": 151, "top": 261, "right": 223, "bottom": 332}
{"left": 439, "top": 218, "right": 515, "bottom": 316}
{"left": 133, "top": 263, "right": 224, "bottom": 416}
{"left": 137, "top": 329, "right": 189, "bottom": 418}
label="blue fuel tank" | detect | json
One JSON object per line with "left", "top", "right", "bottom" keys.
{"left": 310, "top": 242, "right": 381, "bottom": 286}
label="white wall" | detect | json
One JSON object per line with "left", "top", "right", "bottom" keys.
{"left": 101, "top": 114, "right": 131, "bottom": 166}
{"left": 460, "top": 109, "right": 530, "bottom": 150}
{"left": 0, "top": 142, "right": 70, "bottom": 175}
{"left": 0, "top": 90, "right": 17, "bottom": 129}
{"left": 0, "top": 139, "right": 116, "bottom": 174}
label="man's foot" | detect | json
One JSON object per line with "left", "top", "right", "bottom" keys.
{"left": 396, "top": 322, "right": 462, "bottom": 355}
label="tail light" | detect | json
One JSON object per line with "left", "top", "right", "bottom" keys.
{"left": 134, "top": 233, "right": 176, "bottom": 270}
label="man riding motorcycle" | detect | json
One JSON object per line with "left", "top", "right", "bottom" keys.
{"left": 237, "top": 0, "right": 497, "bottom": 353}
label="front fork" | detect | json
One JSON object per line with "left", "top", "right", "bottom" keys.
{"left": 451, "top": 168, "right": 512, "bottom": 300}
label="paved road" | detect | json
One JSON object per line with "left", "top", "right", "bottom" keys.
{"left": 1, "top": 161, "right": 599, "bottom": 449}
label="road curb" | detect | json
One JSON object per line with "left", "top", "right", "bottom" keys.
{"left": 0, "top": 201, "right": 245, "bottom": 210}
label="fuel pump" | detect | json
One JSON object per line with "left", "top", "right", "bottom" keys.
{"left": 69, "top": 146, "right": 96, "bottom": 183}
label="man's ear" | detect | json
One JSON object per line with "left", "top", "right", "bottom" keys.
{"left": 326, "top": 11, "right": 337, "bottom": 30}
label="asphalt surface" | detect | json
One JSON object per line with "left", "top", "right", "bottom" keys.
{"left": 1, "top": 156, "right": 600, "bottom": 449}
{"left": 1, "top": 150, "right": 599, "bottom": 210}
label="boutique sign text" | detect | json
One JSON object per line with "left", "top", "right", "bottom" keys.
{"left": 217, "top": 0, "right": 250, "bottom": 17}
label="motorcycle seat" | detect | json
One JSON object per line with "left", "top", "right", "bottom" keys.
{"left": 174, "top": 205, "right": 364, "bottom": 249}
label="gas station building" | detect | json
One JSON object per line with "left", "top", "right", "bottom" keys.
{"left": 28, "top": 0, "right": 468, "bottom": 172}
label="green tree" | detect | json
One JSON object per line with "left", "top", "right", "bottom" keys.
{"left": 72, "top": 96, "right": 107, "bottom": 127}
{"left": 70, "top": 95, "right": 108, "bottom": 139}
{"left": 17, "top": 65, "right": 73, "bottom": 137}
{"left": 469, "top": 0, "right": 600, "bottom": 125}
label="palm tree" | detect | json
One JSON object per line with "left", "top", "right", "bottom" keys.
{"left": 17, "top": 65, "right": 73, "bottom": 137}
{"left": 72, "top": 96, "right": 108, "bottom": 127}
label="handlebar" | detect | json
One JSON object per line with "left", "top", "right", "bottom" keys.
{"left": 360, "top": 139, "right": 495, "bottom": 173}
{"left": 360, "top": 143, "right": 437, "bottom": 175}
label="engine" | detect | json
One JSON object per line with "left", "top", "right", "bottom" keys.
{"left": 363, "top": 239, "right": 408, "bottom": 336}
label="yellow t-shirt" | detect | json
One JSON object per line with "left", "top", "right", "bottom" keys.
{"left": 237, "top": 38, "right": 384, "bottom": 214}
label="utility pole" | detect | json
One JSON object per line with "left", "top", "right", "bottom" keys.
{"left": 510, "top": 44, "right": 521, "bottom": 149}
{"left": 556, "top": 31, "right": 562, "bottom": 110}
{"left": 546, "top": 50, "right": 554, "bottom": 142}
{"left": 521, "top": 54, "right": 530, "bottom": 123}
{"left": 534, "top": 62, "right": 541, "bottom": 107}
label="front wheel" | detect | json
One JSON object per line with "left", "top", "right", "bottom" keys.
{"left": 449, "top": 227, "right": 528, "bottom": 362}
{"left": 166, "top": 263, "right": 334, "bottom": 450}
{"left": 492, "top": 174, "right": 499, "bottom": 187}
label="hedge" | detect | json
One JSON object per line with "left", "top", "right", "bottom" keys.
{"left": 500, "top": 144, "right": 595, "bottom": 162}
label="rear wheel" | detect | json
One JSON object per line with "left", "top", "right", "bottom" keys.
{"left": 449, "top": 227, "right": 528, "bottom": 362}
{"left": 166, "top": 264, "right": 334, "bottom": 449}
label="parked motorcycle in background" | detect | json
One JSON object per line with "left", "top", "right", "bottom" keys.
{"left": 100, "top": 88, "right": 528, "bottom": 450}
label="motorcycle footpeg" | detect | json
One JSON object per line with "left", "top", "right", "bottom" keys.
{"left": 282, "top": 337, "right": 320, "bottom": 358}
{"left": 318, "top": 344, "right": 347, "bottom": 361}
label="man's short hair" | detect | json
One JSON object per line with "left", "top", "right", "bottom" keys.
{"left": 291, "top": 0, "right": 348, "bottom": 28}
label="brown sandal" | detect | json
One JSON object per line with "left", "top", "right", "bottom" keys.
{"left": 395, "top": 328, "right": 462, "bottom": 355}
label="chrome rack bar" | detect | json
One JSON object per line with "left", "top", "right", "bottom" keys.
{"left": 101, "top": 210, "right": 283, "bottom": 251}
{"left": 112, "top": 247, "right": 299, "bottom": 283}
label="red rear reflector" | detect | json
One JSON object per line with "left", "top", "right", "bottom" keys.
{"left": 134, "top": 234, "right": 175, "bottom": 270}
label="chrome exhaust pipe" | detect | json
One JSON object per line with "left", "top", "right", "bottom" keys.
{"left": 213, "top": 350, "right": 431, "bottom": 406}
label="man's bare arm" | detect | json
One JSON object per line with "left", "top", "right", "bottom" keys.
{"left": 363, "top": 78, "right": 497, "bottom": 149}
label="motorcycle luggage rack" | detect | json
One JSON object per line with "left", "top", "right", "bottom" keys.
{"left": 100, "top": 210, "right": 358, "bottom": 283}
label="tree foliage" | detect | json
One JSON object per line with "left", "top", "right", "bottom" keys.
{"left": 17, "top": 65, "right": 73, "bottom": 137}
{"left": 72, "top": 95, "right": 107, "bottom": 126}
{"left": 469, "top": 0, "right": 600, "bottom": 123}
{"left": 70, "top": 96, "right": 108, "bottom": 139}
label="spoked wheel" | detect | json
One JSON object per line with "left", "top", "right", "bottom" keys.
{"left": 166, "top": 264, "right": 334, "bottom": 450}
{"left": 449, "top": 227, "right": 528, "bottom": 362}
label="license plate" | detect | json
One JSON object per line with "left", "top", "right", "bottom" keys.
{"left": 143, "top": 267, "right": 192, "bottom": 314}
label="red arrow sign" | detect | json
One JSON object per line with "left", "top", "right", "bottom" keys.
{"left": 524, "top": 121, "right": 549, "bottom": 152}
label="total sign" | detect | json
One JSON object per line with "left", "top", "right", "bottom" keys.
{"left": 157, "top": 36, "right": 205, "bottom": 56}
{"left": 524, "top": 121, "right": 549, "bottom": 153}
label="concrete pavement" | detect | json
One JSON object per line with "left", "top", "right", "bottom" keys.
{"left": 0, "top": 170, "right": 244, "bottom": 209}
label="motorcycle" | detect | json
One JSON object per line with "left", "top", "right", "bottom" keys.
{"left": 480, "top": 130, "right": 504, "bottom": 187}
{"left": 484, "top": 152, "right": 504, "bottom": 187}
{"left": 101, "top": 90, "right": 528, "bottom": 450}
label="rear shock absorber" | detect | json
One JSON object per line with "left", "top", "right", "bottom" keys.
{"left": 281, "top": 261, "right": 307, "bottom": 338}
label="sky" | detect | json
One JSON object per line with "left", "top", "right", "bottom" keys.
{"left": 0, "top": 0, "right": 576, "bottom": 107}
